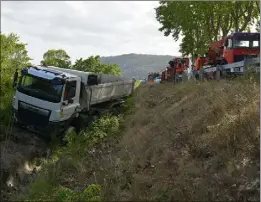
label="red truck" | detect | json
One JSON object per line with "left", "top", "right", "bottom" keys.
{"left": 222, "top": 32, "right": 260, "bottom": 64}
{"left": 194, "top": 32, "right": 260, "bottom": 75}
{"left": 199, "top": 32, "right": 260, "bottom": 66}
{"left": 169, "top": 57, "right": 189, "bottom": 81}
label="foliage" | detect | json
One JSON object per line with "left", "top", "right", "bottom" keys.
{"left": 0, "top": 33, "right": 31, "bottom": 137}
{"left": 134, "top": 80, "right": 141, "bottom": 88}
{"left": 24, "top": 179, "right": 102, "bottom": 202}
{"left": 54, "top": 184, "right": 102, "bottom": 202}
{"left": 1, "top": 33, "right": 32, "bottom": 75}
{"left": 20, "top": 114, "right": 121, "bottom": 201}
{"left": 73, "top": 56, "right": 122, "bottom": 76}
{"left": 41, "top": 49, "right": 71, "bottom": 69}
{"left": 155, "top": 1, "right": 260, "bottom": 56}
{"left": 63, "top": 114, "right": 121, "bottom": 155}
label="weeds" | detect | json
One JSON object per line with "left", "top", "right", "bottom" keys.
{"left": 18, "top": 113, "right": 124, "bottom": 201}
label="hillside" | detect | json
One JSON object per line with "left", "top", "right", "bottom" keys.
{"left": 13, "top": 76, "right": 260, "bottom": 201}
{"left": 100, "top": 54, "right": 176, "bottom": 79}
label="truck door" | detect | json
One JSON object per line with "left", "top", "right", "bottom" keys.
{"left": 61, "top": 79, "right": 80, "bottom": 121}
{"left": 223, "top": 38, "right": 234, "bottom": 64}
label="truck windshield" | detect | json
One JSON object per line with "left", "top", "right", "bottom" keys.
{"left": 17, "top": 74, "right": 64, "bottom": 103}
{"left": 234, "top": 35, "right": 260, "bottom": 48}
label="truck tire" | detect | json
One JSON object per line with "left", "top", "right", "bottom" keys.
{"left": 87, "top": 114, "right": 99, "bottom": 128}
{"left": 65, "top": 126, "right": 76, "bottom": 136}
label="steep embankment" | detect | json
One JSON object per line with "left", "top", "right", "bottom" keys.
{"left": 83, "top": 77, "right": 259, "bottom": 201}
{"left": 17, "top": 76, "right": 260, "bottom": 201}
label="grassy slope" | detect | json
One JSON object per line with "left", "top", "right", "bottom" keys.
{"left": 20, "top": 76, "right": 260, "bottom": 201}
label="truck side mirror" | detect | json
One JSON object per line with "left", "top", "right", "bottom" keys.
{"left": 13, "top": 70, "right": 18, "bottom": 88}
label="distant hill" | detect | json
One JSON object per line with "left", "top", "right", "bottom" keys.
{"left": 100, "top": 53, "right": 177, "bottom": 79}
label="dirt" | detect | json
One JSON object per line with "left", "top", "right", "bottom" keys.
{"left": 0, "top": 126, "right": 50, "bottom": 201}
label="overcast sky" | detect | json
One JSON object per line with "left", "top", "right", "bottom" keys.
{"left": 1, "top": 1, "right": 181, "bottom": 64}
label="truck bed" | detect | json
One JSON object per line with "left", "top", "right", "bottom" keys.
{"left": 87, "top": 79, "right": 134, "bottom": 106}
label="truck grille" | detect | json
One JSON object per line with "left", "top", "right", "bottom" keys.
{"left": 17, "top": 101, "right": 51, "bottom": 128}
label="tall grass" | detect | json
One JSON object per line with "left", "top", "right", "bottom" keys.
{"left": 16, "top": 112, "right": 127, "bottom": 201}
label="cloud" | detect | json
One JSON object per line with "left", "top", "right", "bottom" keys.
{"left": 1, "top": 1, "right": 181, "bottom": 64}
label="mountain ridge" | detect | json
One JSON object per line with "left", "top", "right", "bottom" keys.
{"left": 100, "top": 53, "right": 178, "bottom": 79}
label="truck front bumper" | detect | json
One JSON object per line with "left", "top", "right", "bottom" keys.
{"left": 13, "top": 108, "right": 66, "bottom": 140}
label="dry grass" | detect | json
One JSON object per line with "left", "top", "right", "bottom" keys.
{"left": 78, "top": 76, "right": 260, "bottom": 201}
{"left": 19, "top": 75, "right": 259, "bottom": 201}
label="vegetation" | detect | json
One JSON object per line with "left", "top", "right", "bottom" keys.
{"left": 73, "top": 56, "right": 122, "bottom": 76}
{"left": 155, "top": 1, "right": 260, "bottom": 56}
{"left": 16, "top": 113, "right": 125, "bottom": 201}
{"left": 16, "top": 75, "right": 260, "bottom": 201}
{"left": 0, "top": 33, "right": 31, "bottom": 138}
{"left": 40, "top": 49, "right": 122, "bottom": 76}
{"left": 41, "top": 49, "right": 71, "bottom": 69}
{"left": 1, "top": 2, "right": 260, "bottom": 200}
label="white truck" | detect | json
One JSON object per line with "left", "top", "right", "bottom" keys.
{"left": 12, "top": 65, "right": 135, "bottom": 140}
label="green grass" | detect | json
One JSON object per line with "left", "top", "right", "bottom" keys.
{"left": 16, "top": 111, "right": 129, "bottom": 201}
{"left": 134, "top": 80, "right": 141, "bottom": 88}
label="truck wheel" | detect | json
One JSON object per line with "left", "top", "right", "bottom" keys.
{"left": 65, "top": 126, "right": 76, "bottom": 136}
{"left": 61, "top": 126, "right": 77, "bottom": 146}
{"left": 88, "top": 114, "right": 99, "bottom": 128}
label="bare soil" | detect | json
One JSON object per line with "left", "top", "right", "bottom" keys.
{"left": 0, "top": 126, "right": 49, "bottom": 201}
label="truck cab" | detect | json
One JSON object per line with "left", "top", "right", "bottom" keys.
{"left": 174, "top": 57, "right": 189, "bottom": 73}
{"left": 12, "top": 66, "right": 82, "bottom": 138}
{"left": 223, "top": 32, "right": 260, "bottom": 64}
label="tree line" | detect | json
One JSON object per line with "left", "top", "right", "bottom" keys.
{"left": 40, "top": 49, "right": 122, "bottom": 76}
{"left": 155, "top": 1, "right": 260, "bottom": 56}
{"left": 1, "top": 32, "right": 122, "bottom": 82}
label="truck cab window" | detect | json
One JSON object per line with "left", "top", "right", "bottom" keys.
{"left": 63, "top": 81, "right": 76, "bottom": 101}
{"left": 228, "top": 39, "right": 233, "bottom": 48}
{"left": 253, "top": 40, "right": 259, "bottom": 47}
{"left": 87, "top": 75, "right": 98, "bottom": 85}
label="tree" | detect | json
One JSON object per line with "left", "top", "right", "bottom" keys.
{"left": 41, "top": 49, "right": 71, "bottom": 69}
{"left": 155, "top": 1, "right": 260, "bottom": 56}
{"left": 72, "top": 56, "right": 122, "bottom": 76}
{"left": 0, "top": 33, "right": 32, "bottom": 134}
{"left": 1, "top": 33, "right": 32, "bottom": 93}
{"left": 1, "top": 33, "right": 32, "bottom": 76}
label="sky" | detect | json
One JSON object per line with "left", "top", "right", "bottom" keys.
{"left": 1, "top": 1, "right": 181, "bottom": 64}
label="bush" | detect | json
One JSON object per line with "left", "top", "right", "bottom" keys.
{"left": 0, "top": 81, "right": 14, "bottom": 140}
{"left": 18, "top": 114, "right": 121, "bottom": 201}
